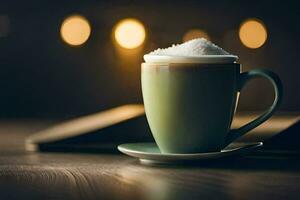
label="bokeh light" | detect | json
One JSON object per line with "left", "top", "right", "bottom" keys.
{"left": 60, "top": 15, "right": 91, "bottom": 46}
{"left": 0, "top": 15, "right": 10, "bottom": 38}
{"left": 114, "top": 18, "right": 146, "bottom": 49}
{"left": 239, "top": 19, "right": 267, "bottom": 49}
{"left": 183, "top": 29, "right": 210, "bottom": 42}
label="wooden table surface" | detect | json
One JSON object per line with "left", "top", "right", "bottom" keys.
{"left": 0, "top": 120, "right": 299, "bottom": 200}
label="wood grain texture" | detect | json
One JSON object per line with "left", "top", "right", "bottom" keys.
{"left": 0, "top": 120, "right": 300, "bottom": 200}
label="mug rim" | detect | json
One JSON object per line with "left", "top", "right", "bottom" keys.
{"left": 144, "top": 54, "right": 238, "bottom": 64}
{"left": 142, "top": 62, "right": 241, "bottom": 70}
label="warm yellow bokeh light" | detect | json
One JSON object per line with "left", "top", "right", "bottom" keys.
{"left": 183, "top": 29, "right": 210, "bottom": 42}
{"left": 239, "top": 19, "right": 267, "bottom": 49}
{"left": 60, "top": 15, "right": 91, "bottom": 46}
{"left": 114, "top": 18, "right": 146, "bottom": 49}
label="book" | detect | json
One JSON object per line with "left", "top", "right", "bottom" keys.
{"left": 25, "top": 104, "right": 153, "bottom": 152}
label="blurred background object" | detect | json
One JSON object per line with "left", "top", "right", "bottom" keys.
{"left": 0, "top": 0, "right": 299, "bottom": 118}
{"left": 60, "top": 15, "right": 91, "bottom": 46}
{"left": 113, "top": 18, "right": 146, "bottom": 49}
{"left": 239, "top": 19, "right": 267, "bottom": 49}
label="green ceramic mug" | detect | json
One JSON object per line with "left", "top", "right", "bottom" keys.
{"left": 141, "top": 56, "right": 282, "bottom": 154}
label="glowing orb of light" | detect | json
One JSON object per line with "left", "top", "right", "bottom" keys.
{"left": 239, "top": 19, "right": 267, "bottom": 49}
{"left": 183, "top": 29, "right": 210, "bottom": 42}
{"left": 114, "top": 18, "right": 146, "bottom": 49}
{"left": 60, "top": 15, "right": 91, "bottom": 46}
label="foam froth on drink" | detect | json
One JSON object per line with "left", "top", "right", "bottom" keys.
{"left": 148, "top": 38, "right": 230, "bottom": 56}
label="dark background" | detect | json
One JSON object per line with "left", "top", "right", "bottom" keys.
{"left": 0, "top": 0, "right": 299, "bottom": 118}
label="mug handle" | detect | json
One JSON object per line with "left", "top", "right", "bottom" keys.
{"left": 224, "top": 69, "right": 283, "bottom": 147}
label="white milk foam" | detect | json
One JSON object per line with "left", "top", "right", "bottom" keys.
{"left": 148, "top": 38, "right": 229, "bottom": 56}
{"left": 144, "top": 38, "right": 238, "bottom": 64}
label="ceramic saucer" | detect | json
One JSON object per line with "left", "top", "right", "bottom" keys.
{"left": 118, "top": 142, "right": 263, "bottom": 164}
